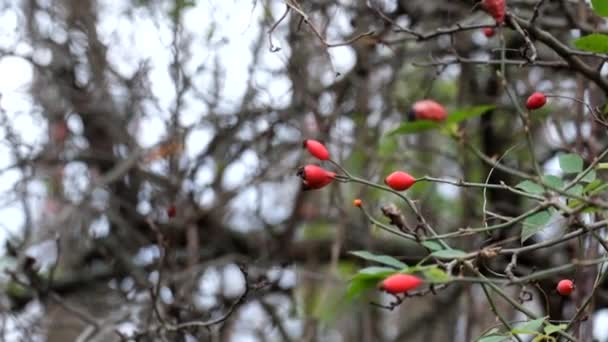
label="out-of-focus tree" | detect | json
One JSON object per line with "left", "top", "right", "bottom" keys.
{"left": 1, "top": 0, "right": 608, "bottom": 341}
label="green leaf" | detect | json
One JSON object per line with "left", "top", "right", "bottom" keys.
{"left": 589, "top": 182, "right": 608, "bottom": 195}
{"left": 387, "top": 120, "right": 440, "bottom": 136}
{"left": 584, "top": 179, "right": 603, "bottom": 193}
{"left": 592, "top": 0, "right": 608, "bottom": 16}
{"left": 574, "top": 34, "right": 608, "bottom": 53}
{"left": 521, "top": 210, "right": 551, "bottom": 243}
{"left": 516, "top": 180, "right": 544, "bottom": 194}
{"left": 567, "top": 184, "right": 584, "bottom": 197}
{"left": 512, "top": 317, "right": 545, "bottom": 334}
{"left": 349, "top": 251, "right": 408, "bottom": 269}
{"left": 544, "top": 323, "right": 567, "bottom": 335}
{"left": 543, "top": 175, "right": 564, "bottom": 189}
{"left": 357, "top": 267, "right": 399, "bottom": 278}
{"left": 445, "top": 105, "right": 495, "bottom": 124}
{"left": 421, "top": 240, "right": 444, "bottom": 252}
{"left": 581, "top": 170, "right": 597, "bottom": 183}
{"left": 422, "top": 266, "right": 451, "bottom": 283}
{"left": 559, "top": 154, "right": 584, "bottom": 174}
{"left": 476, "top": 335, "right": 509, "bottom": 342}
{"left": 431, "top": 249, "right": 467, "bottom": 259}
{"left": 346, "top": 277, "right": 378, "bottom": 300}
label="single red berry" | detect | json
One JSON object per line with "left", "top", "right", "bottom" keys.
{"left": 303, "top": 139, "right": 330, "bottom": 161}
{"left": 380, "top": 274, "right": 423, "bottom": 294}
{"left": 385, "top": 171, "right": 416, "bottom": 191}
{"left": 557, "top": 279, "right": 575, "bottom": 296}
{"left": 526, "top": 92, "right": 547, "bottom": 110}
{"left": 408, "top": 100, "right": 448, "bottom": 122}
{"left": 353, "top": 199, "right": 362, "bottom": 207}
{"left": 167, "top": 205, "right": 177, "bottom": 218}
{"left": 297, "top": 165, "right": 336, "bottom": 190}
{"left": 483, "top": 27, "right": 495, "bottom": 38}
{"left": 50, "top": 121, "right": 69, "bottom": 142}
{"left": 482, "top": 0, "right": 506, "bottom": 24}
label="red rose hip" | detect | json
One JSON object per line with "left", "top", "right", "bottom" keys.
{"left": 408, "top": 100, "right": 448, "bottom": 122}
{"left": 380, "top": 274, "right": 423, "bottom": 294}
{"left": 297, "top": 165, "right": 336, "bottom": 190}
{"left": 482, "top": 0, "right": 506, "bottom": 24}
{"left": 557, "top": 279, "right": 574, "bottom": 296}
{"left": 167, "top": 205, "right": 177, "bottom": 218}
{"left": 385, "top": 171, "right": 416, "bottom": 191}
{"left": 303, "top": 139, "right": 330, "bottom": 161}
{"left": 526, "top": 92, "right": 547, "bottom": 110}
{"left": 483, "top": 27, "right": 495, "bottom": 38}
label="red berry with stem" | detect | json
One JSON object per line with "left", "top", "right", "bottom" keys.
{"left": 526, "top": 92, "right": 547, "bottom": 110}
{"left": 557, "top": 279, "right": 575, "bottom": 296}
{"left": 353, "top": 199, "right": 362, "bottom": 207}
{"left": 297, "top": 165, "right": 336, "bottom": 190}
{"left": 167, "top": 205, "right": 177, "bottom": 218}
{"left": 408, "top": 100, "right": 448, "bottom": 122}
{"left": 385, "top": 171, "right": 416, "bottom": 191}
{"left": 303, "top": 139, "right": 330, "bottom": 161}
{"left": 482, "top": 0, "right": 506, "bottom": 24}
{"left": 483, "top": 27, "right": 495, "bottom": 38}
{"left": 380, "top": 274, "right": 423, "bottom": 294}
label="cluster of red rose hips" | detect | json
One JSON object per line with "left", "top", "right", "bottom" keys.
{"left": 297, "top": 89, "right": 577, "bottom": 296}
{"left": 299, "top": 137, "right": 425, "bottom": 294}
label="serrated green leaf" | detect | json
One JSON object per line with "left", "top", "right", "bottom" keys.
{"left": 574, "top": 34, "right": 608, "bottom": 53}
{"left": 521, "top": 211, "right": 551, "bottom": 243}
{"left": 559, "top": 154, "right": 584, "bottom": 173}
{"left": 592, "top": 0, "right": 608, "bottom": 16}
{"left": 422, "top": 266, "right": 450, "bottom": 283}
{"left": 512, "top": 317, "right": 545, "bottom": 334}
{"left": 421, "top": 240, "right": 444, "bottom": 252}
{"left": 581, "top": 170, "right": 597, "bottom": 183}
{"left": 387, "top": 120, "right": 440, "bottom": 136}
{"left": 445, "top": 105, "right": 495, "bottom": 124}
{"left": 476, "top": 335, "right": 509, "bottom": 342}
{"left": 349, "top": 251, "right": 407, "bottom": 269}
{"left": 516, "top": 180, "right": 544, "bottom": 194}
{"left": 544, "top": 323, "right": 567, "bottom": 335}
{"left": 431, "top": 249, "right": 467, "bottom": 259}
